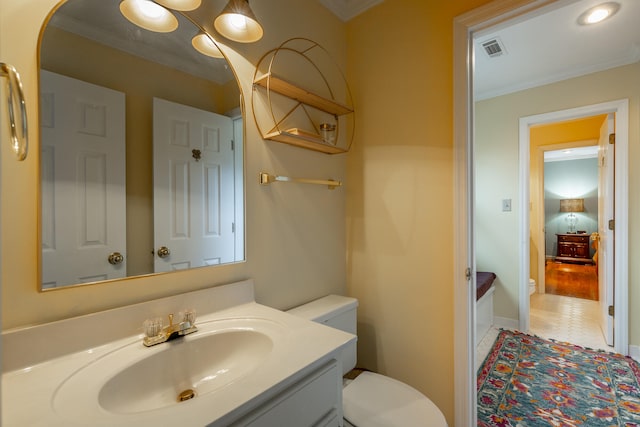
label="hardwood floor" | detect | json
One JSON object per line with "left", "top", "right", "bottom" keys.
{"left": 545, "top": 260, "right": 598, "bottom": 300}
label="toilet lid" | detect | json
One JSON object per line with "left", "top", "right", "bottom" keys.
{"left": 343, "top": 372, "right": 448, "bottom": 427}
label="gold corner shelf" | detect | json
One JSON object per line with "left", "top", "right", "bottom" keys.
{"left": 265, "top": 128, "right": 347, "bottom": 154}
{"left": 252, "top": 38, "right": 355, "bottom": 155}
{"left": 254, "top": 73, "right": 353, "bottom": 117}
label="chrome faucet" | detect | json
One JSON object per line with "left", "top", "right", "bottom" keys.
{"left": 143, "top": 310, "right": 197, "bottom": 347}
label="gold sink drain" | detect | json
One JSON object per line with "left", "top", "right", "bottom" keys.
{"left": 177, "top": 389, "right": 196, "bottom": 402}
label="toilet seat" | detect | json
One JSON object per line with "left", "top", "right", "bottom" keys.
{"left": 342, "top": 372, "right": 448, "bottom": 427}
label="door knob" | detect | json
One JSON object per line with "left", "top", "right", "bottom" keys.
{"left": 108, "top": 252, "right": 124, "bottom": 265}
{"left": 157, "top": 246, "right": 171, "bottom": 258}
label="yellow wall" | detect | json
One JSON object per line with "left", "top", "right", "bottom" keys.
{"left": 0, "top": 0, "right": 348, "bottom": 329}
{"left": 476, "top": 63, "right": 640, "bottom": 336}
{"left": 345, "top": 1, "right": 491, "bottom": 423}
{"left": 530, "top": 116, "right": 606, "bottom": 145}
{"left": 1, "top": 0, "right": 562, "bottom": 425}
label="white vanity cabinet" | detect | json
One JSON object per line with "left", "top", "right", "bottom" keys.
{"left": 229, "top": 361, "right": 343, "bottom": 427}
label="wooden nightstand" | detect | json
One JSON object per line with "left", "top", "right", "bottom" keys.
{"left": 556, "top": 233, "right": 592, "bottom": 264}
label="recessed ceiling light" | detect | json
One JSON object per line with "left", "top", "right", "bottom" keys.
{"left": 577, "top": 2, "right": 620, "bottom": 25}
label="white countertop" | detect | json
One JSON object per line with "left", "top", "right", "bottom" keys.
{"left": 2, "top": 282, "right": 355, "bottom": 426}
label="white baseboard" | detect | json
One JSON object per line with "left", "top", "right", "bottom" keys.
{"left": 493, "top": 316, "right": 519, "bottom": 330}
{"left": 629, "top": 344, "right": 640, "bottom": 362}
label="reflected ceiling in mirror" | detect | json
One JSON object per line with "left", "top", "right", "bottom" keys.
{"left": 39, "top": 0, "right": 245, "bottom": 290}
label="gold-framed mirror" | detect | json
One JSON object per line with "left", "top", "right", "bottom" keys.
{"left": 39, "top": 0, "right": 244, "bottom": 290}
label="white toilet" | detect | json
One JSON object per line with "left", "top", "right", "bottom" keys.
{"left": 287, "top": 295, "right": 448, "bottom": 427}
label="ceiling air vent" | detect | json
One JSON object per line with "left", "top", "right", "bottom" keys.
{"left": 481, "top": 37, "right": 506, "bottom": 58}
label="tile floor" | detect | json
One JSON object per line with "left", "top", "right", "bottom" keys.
{"left": 476, "top": 292, "right": 613, "bottom": 369}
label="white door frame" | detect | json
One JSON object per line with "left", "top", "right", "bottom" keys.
{"left": 453, "top": 1, "right": 629, "bottom": 425}
{"left": 518, "top": 100, "right": 629, "bottom": 351}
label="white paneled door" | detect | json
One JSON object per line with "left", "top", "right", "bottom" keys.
{"left": 153, "top": 98, "right": 235, "bottom": 273}
{"left": 40, "top": 70, "right": 126, "bottom": 288}
{"left": 597, "top": 113, "right": 615, "bottom": 346}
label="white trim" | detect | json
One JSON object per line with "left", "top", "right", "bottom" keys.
{"left": 630, "top": 345, "right": 640, "bottom": 362}
{"left": 518, "top": 100, "right": 629, "bottom": 355}
{"left": 453, "top": 2, "right": 555, "bottom": 425}
{"left": 476, "top": 286, "right": 496, "bottom": 346}
{"left": 493, "top": 316, "right": 519, "bottom": 331}
{"left": 518, "top": 117, "right": 531, "bottom": 333}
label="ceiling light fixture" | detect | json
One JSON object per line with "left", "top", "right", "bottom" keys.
{"left": 120, "top": 0, "right": 178, "bottom": 33}
{"left": 192, "top": 33, "right": 225, "bottom": 58}
{"left": 154, "top": 0, "right": 202, "bottom": 11}
{"left": 577, "top": 2, "right": 620, "bottom": 25}
{"left": 214, "top": 0, "right": 263, "bottom": 43}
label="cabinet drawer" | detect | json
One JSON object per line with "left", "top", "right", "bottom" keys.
{"left": 236, "top": 361, "right": 341, "bottom": 427}
{"left": 558, "top": 234, "right": 589, "bottom": 243}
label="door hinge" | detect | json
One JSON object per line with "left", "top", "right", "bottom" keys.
{"left": 608, "top": 219, "right": 615, "bottom": 230}
{"left": 608, "top": 305, "right": 614, "bottom": 317}
{"left": 609, "top": 133, "right": 615, "bottom": 144}
{"left": 232, "top": 222, "right": 236, "bottom": 233}
{"left": 231, "top": 140, "right": 235, "bottom": 151}
{"left": 465, "top": 268, "right": 471, "bottom": 281}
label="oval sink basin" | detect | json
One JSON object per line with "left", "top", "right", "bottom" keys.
{"left": 53, "top": 318, "right": 282, "bottom": 417}
{"left": 100, "top": 329, "right": 272, "bottom": 413}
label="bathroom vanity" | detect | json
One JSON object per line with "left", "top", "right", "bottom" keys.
{"left": 2, "top": 280, "right": 355, "bottom": 426}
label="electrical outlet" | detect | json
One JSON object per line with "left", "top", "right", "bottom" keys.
{"left": 502, "top": 199, "right": 512, "bottom": 212}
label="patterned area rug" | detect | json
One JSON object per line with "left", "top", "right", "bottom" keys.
{"left": 477, "top": 330, "right": 640, "bottom": 426}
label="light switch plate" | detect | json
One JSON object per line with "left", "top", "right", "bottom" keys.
{"left": 502, "top": 199, "right": 512, "bottom": 212}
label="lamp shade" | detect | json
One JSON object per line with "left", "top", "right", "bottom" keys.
{"left": 154, "top": 0, "right": 201, "bottom": 11}
{"left": 192, "top": 33, "right": 224, "bottom": 58}
{"left": 559, "top": 198, "right": 584, "bottom": 213}
{"left": 120, "top": 0, "right": 178, "bottom": 33}
{"left": 214, "top": 0, "right": 263, "bottom": 43}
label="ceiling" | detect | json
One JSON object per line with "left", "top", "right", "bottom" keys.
{"left": 47, "top": 0, "right": 234, "bottom": 85}
{"left": 49, "top": 1, "right": 638, "bottom": 102}
{"left": 474, "top": 0, "right": 640, "bottom": 100}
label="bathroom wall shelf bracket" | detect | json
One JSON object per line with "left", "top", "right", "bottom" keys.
{"left": 259, "top": 172, "right": 342, "bottom": 190}
{"left": 252, "top": 38, "right": 354, "bottom": 155}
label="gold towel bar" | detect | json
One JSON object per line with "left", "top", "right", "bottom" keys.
{"left": 259, "top": 172, "right": 342, "bottom": 190}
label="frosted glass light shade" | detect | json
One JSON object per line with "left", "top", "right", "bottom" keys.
{"left": 192, "top": 33, "right": 224, "bottom": 58}
{"left": 120, "top": 0, "right": 178, "bottom": 33}
{"left": 214, "top": 0, "right": 263, "bottom": 43}
{"left": 154, "top": 0, "right": 202, "bottom": 12}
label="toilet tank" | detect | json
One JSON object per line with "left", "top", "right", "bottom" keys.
{"left": 287, "top": 295, "right": 358, "bottom": 375}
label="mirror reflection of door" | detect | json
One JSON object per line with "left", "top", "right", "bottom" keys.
{"left": 41, "top": 70, "right": 126, "bottom": 288}
{"left": 153, "top": 98, "right": 235, "bottom": 272}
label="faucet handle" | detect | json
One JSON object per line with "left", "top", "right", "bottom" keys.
{"left": 181, "top": 309, "right": 197, "bottom": 326}
{"left": 143, "top": 317, "right": 163, "bottom": 337}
